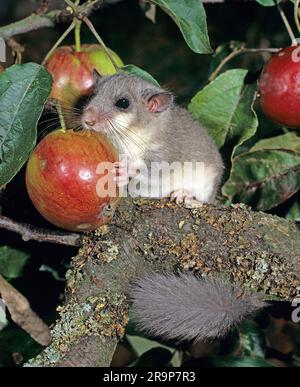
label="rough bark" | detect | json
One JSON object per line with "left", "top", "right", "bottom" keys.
{"left": 25, "top": 198, "right": 300, "bottom": 367}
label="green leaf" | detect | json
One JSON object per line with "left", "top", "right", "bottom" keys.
{"left": 150, "top": 0, "right": 212, "bottom": 54}
{"left": 250, "top": 132, "right": 300, "bottom": 152}
{"left": 256, "top": 0, "right": 275, "bottom": 6}
{"left": 213, "top": 356, "right": 274, "bottom": 367}
{"left": 223, "top": 133, "right": 300, "bottom": 210}
{"left": 131, "top": 347, "right": 173, "bottom": 367}
{"left": 0, "top": 325, "right": 42, "bottom": 367}
{"left": 285, "top": 200, "right": 300, "bottom": 220}
{"left": 121, "top": 65, "right": 160, "bottom": 87}
{"left": 126, "top": 335, "right": 174, "bottom": 358}
{"left": 0, "top": 246, "right": 30, "bottom": 279}
{"left": 239, "top": 321, "right": 266, "bottom": 357}
{"left": 0, "top": 63, "right": 52, "bottom": 187}
{"left": 188, "top": 69, "right": 258, "bottom": 154}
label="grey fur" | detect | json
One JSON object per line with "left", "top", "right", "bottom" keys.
{"left": 129, "top": 273, "right": 266, "bottom": 342}
{"left": 82, "top": 73, "right": 224, "bottom": 202}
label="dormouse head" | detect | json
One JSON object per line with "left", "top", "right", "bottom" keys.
{"left": 81, "top": 71, "right": 173, "bottom": 134}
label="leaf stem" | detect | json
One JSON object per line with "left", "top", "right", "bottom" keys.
{"left": 42, "top": 20, "right": 76, "bottom": 65}
{"left": 294, "top": 0, "right": 300, "bottom": 34}
{"left": 209, "top": 47, "right": 280, "bottom": 82}
{"left": 56, "top": 101, "right": 66, "bottom": 131}
{"left": 82, "top": 16, "right": 119, "bottom": 71}
{"left": 75, "top": 18, "right": 82, "bottom": 52}
{"left": 0, "top": 215, "right": 82, "bottom": 246}
{"left": 276, "top": 0, "right": 297, "bottom": 45}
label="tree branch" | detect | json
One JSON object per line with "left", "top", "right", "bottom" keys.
{"left": 24, "top": 199, "right": 300, "bottom": 367}
{"left": 0, "top": 215, "right": 82, "bottom": 246}
{"left": 0, "top": 1, "right": 103, "bottom": 40}
{"left": 0, "top": 0, "right": 268, "bottom": 40}
{"left": 209, "top": 46, "right": 280, "bottom": 81}
{"left": 0, "top": 11, "right": 58, "bottom": 39}
{"left": 0, "top": 275, "right": 51, "bottom": 346}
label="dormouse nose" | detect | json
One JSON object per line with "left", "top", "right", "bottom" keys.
{"left": 83, "top": 107, "right": 97, "bottom": 128}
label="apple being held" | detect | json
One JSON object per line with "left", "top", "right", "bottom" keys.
{"left": 45, "top": 44, "right": 123, "bottom": 106}
{"left": 25, "top": 129, "right": 120, "bottom": 232}
{"left": 259, "top": 45, "right": 300, "bottom": 128}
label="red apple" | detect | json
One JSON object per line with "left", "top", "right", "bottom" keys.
{"left": 45, "top": 44, "right": 123, "bottom": 106}
{"left": 259, "top": 45, "right": 300, "bottom": 128}
{"left": 25, "top": 129, "right": 120, "bottom": 232}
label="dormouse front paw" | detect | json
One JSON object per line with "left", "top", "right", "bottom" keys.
{"left": 111, "top": 160, "right": 130, "bottom": 188}
{"left": 170, "top": 189, "right": 204, "bottom": 209}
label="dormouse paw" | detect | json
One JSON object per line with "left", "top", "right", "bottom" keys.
{"left": 111, "top": 160, "right": 130, "bottom": 187}
{"left": 170, "top": 189, "right": 204, "bottom": 209}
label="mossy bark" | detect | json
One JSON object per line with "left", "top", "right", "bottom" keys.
{"left": 25, "top": 199, "right": 300, "bottom": 367}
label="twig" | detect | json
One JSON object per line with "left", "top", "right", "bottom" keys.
{"left": 276, "top": 0, "right": 297, "bottom": 45}
{"left": 294, "top": 0, "right": 300, "bottom": 34}
{"left": 82, "top": 16, "right": 120, "bottom": 71}
{"left": 209, "top": 47, "right": 280, "bottom": 82}
{"left": 0, "top": 1, "right": 102, "bottom": 40}
{"left": 7, "top": 38, "right": 24, "bottom": 64}
{"left": 42, "top": 19, "right": 76, "bottom": 65}
{"left": 0, "top": 11, "right": 58, "bottom": 39}
{"left": 36, "top": 0, "right": 50, "bottom": 16}
{"left": 0, "top": 215, "right": 82, "bottom": 246}
{"left": 0, "top": 275, "right": 51, "bottom": 346}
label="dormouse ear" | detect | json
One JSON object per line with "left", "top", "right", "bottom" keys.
{"left": 146, "top": 92, "right": 173, "bottom": 113}
{"left": 92, "top": 69, "right": 102, "bottom": 86}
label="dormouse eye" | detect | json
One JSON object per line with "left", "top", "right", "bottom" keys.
{"left": 115, "top": 98, "right": 130, "bottom": 109}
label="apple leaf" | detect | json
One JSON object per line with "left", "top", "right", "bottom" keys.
{"left": 0, "top": 63, "right": 52, "bottom": 187}
{"left": 150, "top": 0, "right": 212, "bottom": 54}
{"left": 222, "top": 133, "right": 300, "bottom": 211}
{"left": 0, "top": 246, "right": 30, "bottom": 279}
{"left": 256, "top": 0, "right": 275, "bottom": 6}
{"left": 188, "top": 69, "right": 258, "bottom": 155}
{"left": 239, "top": 321, "right": 266, "bottom": 358}
{"left": 285, "top": 200, "right": 300, "bottom": 220}
{"left": 121, "top": 64, "right": 160, "bottom": 87}
{"left": 213, "top": 356, "right": 273, "bottom": 367}
{"left": 126, "top": 335, "right": 174, "bottom": 358}
{"left": 0, "top": 326, "right": 42, "bottom": 366}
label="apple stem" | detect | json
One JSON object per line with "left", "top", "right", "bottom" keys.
{"left": 42, "top": 20, "right": 76, "bottom": 65}
{"left": 83, "top": 16, "right": 120, "bottom": 72}
{"left": 209, "top": 47, "right": 280, "bottom": 82}
{"left": 294, "top": 0, "right": 300, "bottom": 34}
{"left": 276, "top": 0, "right": 297, "bottom": 46}
{"left": 75, "top": 18, "right": 82, "bottom": 52}
{"left": 56, "top": 101, "right": 67, "bottom": 131}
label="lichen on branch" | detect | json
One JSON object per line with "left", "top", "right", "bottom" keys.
{"left": 25, "top": 198, "right": 300, "bottom": 367}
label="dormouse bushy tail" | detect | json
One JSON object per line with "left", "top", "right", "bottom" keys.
{"left": 129, "top": 273, "right": 266, "bottom": 342}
